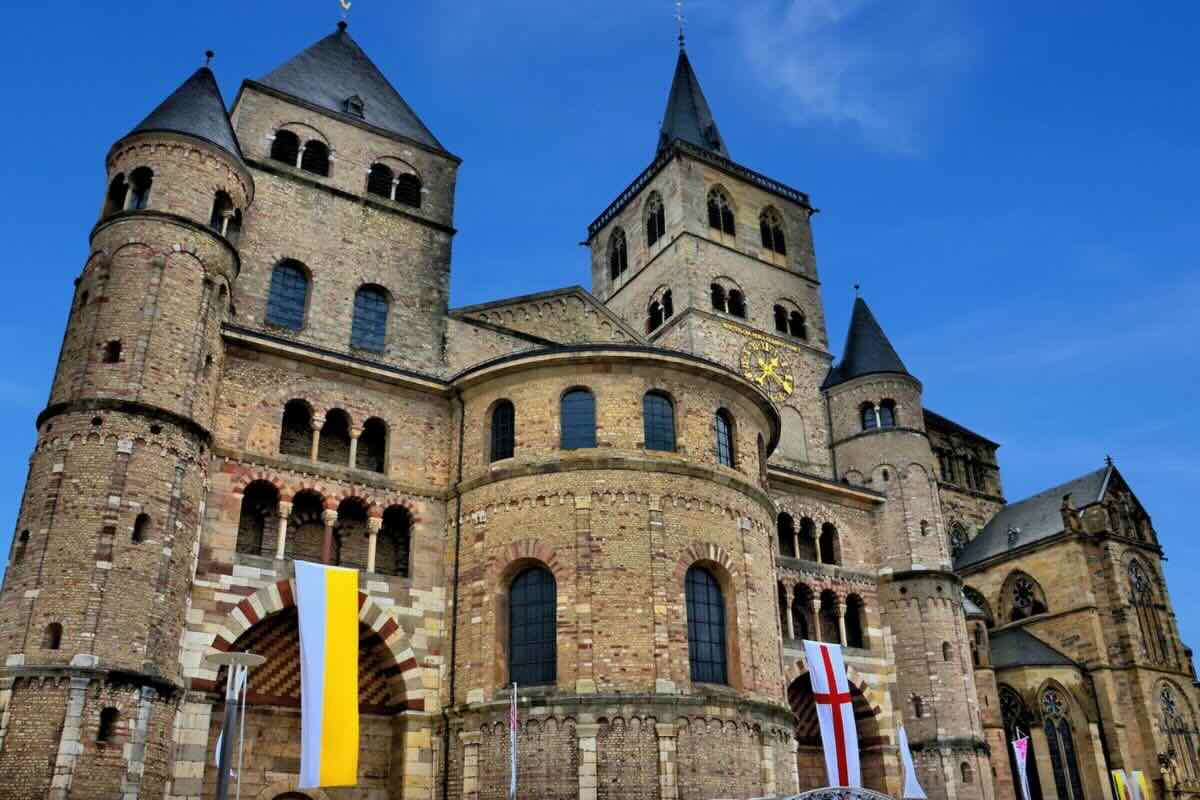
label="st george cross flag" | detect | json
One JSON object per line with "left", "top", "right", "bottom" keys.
{"left": 898, "top": 724, "right": 927, "bottom": 799}
{"left": 1011, "top": 735, "right": 1033, "bottom": 800}
{"left": 296, "top": 560, "right": 360, "bottom": 789}
{"left": 802, "top": 640, "right": 861, "bottom": 788}
{"left": 508, "top": 685, "right": 519, "bottom": 800}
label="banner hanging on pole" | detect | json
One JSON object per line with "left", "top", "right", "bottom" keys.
{"left": 802, "top": 640, "right": 861, "bottom": 788}
{"left": 898, "top": 724, "right": 927, "bottom": 799}
{"left": 1011, "top": 735, "right": 1033, "bottom": 800}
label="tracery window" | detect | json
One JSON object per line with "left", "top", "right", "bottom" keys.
{"left": 1041, "top": 688, "right": 1085, "bottom": 800}
{"left": 645, "top": 192, "right": 666, "bottom": 247}
{"left": 760, "top": 207, "right": 787, "bottom": 257}
{"left": 949, "top": 522, "right": 969, "bottom": 559}
{"left": 1160, "top": 684, "right": 1200, "bottom": 781}
{"left": 707, "top": 187, "right": 736, "bottom": 238}
{"left": 609, "top": 228, "right": 629, "bottom": 280}
{"left": 350, "top": 285, "right": 389, "bottom": 352}
{"left": 686, "top": 566, "right": 727, "bottom": 684}
{"left": 509, "top": 567, "right": 557, "bottom": 685}
{"left": 1131, "top": 560, "right": 1170, "bottom": 664}
{"left": 1000, "top": 686, "right": 1044, "bottom": 800}
{"left": 1007, "top": 572, "right": 1048, "bottom": 621}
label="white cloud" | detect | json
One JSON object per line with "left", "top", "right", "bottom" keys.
{"left": 734, "top": 0, "right": 973, "bottom": 153}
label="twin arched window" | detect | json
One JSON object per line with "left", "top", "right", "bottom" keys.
{"left": 266, "top": 260, "right": 310, "bottom": 330}
{"left": 647, "top": 290, "right": 673, "bottom": 333}
{"left": 103, "top": 169, "right": 152, "bottom": 217}
{"left": 1041, "top": 688, "right": 1085, "bottom": 800}
{"left": 508, "top": 567, "right": 557, "bottom": 685}
{"left": 760, "top": 208, "right": 787, "bottom": 258}
{"left": 351, "top": 285, "right": 389, "bottom": 352}
{"left": 270, "top": 130, "right": 330, "bottom": 177}
{"left": 490, "top": 400, "right": 515, "bottom": 462}
{"left": 860, "top": 400, "right": 898, "bottom": 431}
{"left": 710, "top": 283, "right": 746, "bottom": 318}
{"left": 367, "top": 163, "right": 423, "bottom": 208}
{"left": 685, "top": 566, "right": 727, "bottom": 684}
{"left": 715, "top": 409, "right": 735, "bottom": 467}
{"left": 643, "top": 392, "right": 675, "bottom": 451}
{"left": 773, "top": 304, "right": 808, "bottom": 339}
{"left": 561, "top": 389, "right": 596, "bottom": 449}
{"left": 707, "top": 188, "right": 735, "bottom": 238}
{"left": 646, "top": 192, "right": 666, "bottom": 247}
{"left": 609, "top": 228, "right": 629, "bottom": 280}
{"left": 208, "top": 191, "right": 243, "bottom": 244}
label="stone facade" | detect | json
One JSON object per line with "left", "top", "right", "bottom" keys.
{"left": 0, "top": 22, "right": 1195, "bottom": 800}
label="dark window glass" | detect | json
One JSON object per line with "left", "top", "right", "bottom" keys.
{"left": 710, "top": 284, "right": 726, "bottom": 312}
{"left": 300, "top": 140, "right": 329, "bottom": 176}
{"left": 662, "top": 290, "right": 673, "bottom": 318}
{"left": 97, "top": 708, "right": 119, "bottom": 743}
{"left": 490, "top": 401, "right": 515, "bottom": 462}
{"left": 879, "top": 400, "right": 896, "bottom": 428}
{"left": 104, "top": 174, "right": 128, "bottom": 217}
{"left": 129, "top": 168, "right": 153, "bottom": 210}
{"left": 686, "top": 566, "right": 727, "bottom": 684}
{"left": 643, "top": 392, "right": 675, "bottom": 451}
{"left": 774, "top": 305, "right": 788, "bottom": 333}
{"left": 646, "top": 194, "right": 666, "bottom": 247}
{"left": 266, "top": 261, "right": 309, "bottom": 330}
{"left": 358, "top": 418, "right": 387, "bottom": 473}
{"left": 351, "top": 285, "right": 389, "bottom": 352}
{"left": 209, "top": 191, "right": 233, "bottom": 232}
{"left": 270, "top": 130, "right": 300, "bottom": 166}
{"left": 727, "top": 290, "right": 746, "bottom": 318}
{"left": 760, "top": 210, "right": 787, "bottom": 255}
{"left": 395, "top": 174, "right": 422, "bottom": 208}
{"left": 715, "top": 410, "right": 734, "bottom": 467}
{"left": 609, "top": 229, "right": 628, "bottom": 280}
{"left": 367, "top": 164, "right": 394, "bottom": 198}
{"left": 132, "top": 514, "right": 150, "bottom": 543}
{"left": 861, "top": 404, "right": 877, "bottom": 431}
{"left": 509, "top": 567, "right": 556, "bottom": 685}
{"left": 647, "top": 302, "right": 663, "bottom": 333}
{"left": 789, "top": 311, "right": 807, "bottom": 340}
{"left": 43, "top": 623, "right": 62, "bottom": 650}
{"left": 560, "top": 389, "right": 596, "bottom": 449}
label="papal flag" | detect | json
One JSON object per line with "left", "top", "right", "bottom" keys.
{"left": 1133, "top": 770, "right": 1153, "bottom": 800}
{"left": 1112, "top": 769, "right": 1131, "bottom": 800}
{"left": 296, "top": 560, "right": 360, "bottom": 789}
{"left": 1012, "top": 735, "right": 1033, "bottom": 800}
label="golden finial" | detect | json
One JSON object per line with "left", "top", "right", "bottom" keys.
{"left": 339, "top": 0, "right": 352, "bottom": 22}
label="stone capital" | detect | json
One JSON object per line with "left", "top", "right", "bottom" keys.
{"left": 366, "top": 517, "right": 383, "bottom": 534}
{"left": 321, "top": 510, "right": 338, "bottom": 526}
{"left": 575, "top": 723, "right": 601, "bottom": 739}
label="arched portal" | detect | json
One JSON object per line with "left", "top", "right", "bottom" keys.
{"left": 788, "top": 672, "right": 886, "bottom": 792}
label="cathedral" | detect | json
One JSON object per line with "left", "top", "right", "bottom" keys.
{"left": 0, "top": 20, "right": 1196, "bottom": 800}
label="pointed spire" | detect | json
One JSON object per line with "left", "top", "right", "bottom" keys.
{"left": 657, "top": 48, "right": 729, "bottom": 159}
{"left": 823, "top": 297, "right": 911, "bottom": 389}
{"left": 128, "top": 66, "right": 243, "bottom": 163}
{"left": 258, "top": 24, "right": 445, "bottom": 151}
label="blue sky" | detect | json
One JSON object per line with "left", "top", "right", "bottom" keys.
{"left": 0, "top": 2, "right": 1197, "bottom": 645}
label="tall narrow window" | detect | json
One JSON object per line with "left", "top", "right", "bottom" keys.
{"left": 132, "top": 514, "right": 150, "bottom": 543}
{"left": 643, "top": 392, "right": 676, "bottom": 451}
{"left": 1161, "top": 685, "right": 1200, "bottom": 782}
{"left": 104, "top": 174, "right": 128, "bottom": 217}
{"left": 560, "top": 389, "right": 596, "bottom": 449}
{"left": 861, "top": 403, "right": 878, "bottom": 431}
{"left": 378, "top": 505, "right": 411, "bottom": 577}
{"left": 43, "top": 623, "right": 62, "bottom": 650}
{"left": 661, "top": 290, "right": 674, "bottom": 318}
{"left": 300, "top": 140, "right": 330, "bottom": 176}
{"left": 509, "top": 567, "right": 557, "bottom": 685}
{"left": 647, "top": 301, "right": 664, "bottom": 333}
{"left": 490, "top": 400, "right": 515, "bottom": 462}
{"left": 715, "top": 410, "right": 735, "bottom": 467}
{"left": 710, "top": 283, "right": 727, "bottom": 312}
{"left": 1130, "top": 560, "right": 1168, "bottom": 664}
{"left": 266, "top": 260, "right": 309, "bottom": 330}
{"left": 707, "top": 188, "right": 735, "bottom": 237}
{"left": 358, "top": 417, "right": 388, "bottom": 473}
{"left": 1001, "top": 687, "right": 1045, "bottom": 800}
{"left": 820, "top": 523, "right": 840, "bottom": 565}
{"left": 350, "top": 285, "right": 389, "bottom": 352}
{"left": 209, "top": 191, "right": 234, "bottom": 233}
{"left": 367, "top": 163, "right": 394, "bottom": 198}
{"left": 645, "top": 192, "right": 666, "bottom": 247}
{"left": 686, "top": 566, "right": 727, "bottom": 684}
{"left": 777, "top": 513, "right": 796, "bottom": 558}
{"left": 774, "top": 304, "right": 788, "bottom": 333}
{"left": 270, "top": 130, "right": 301, "bottom": 166}
{"left": 609, "top": 228, "right": 628, "bottom": 280}
{"left": 279, "top": 399, "right": 313, "bottom": 458}
{"left": 760, "top": 208, "right": 787, "bottom": 256}
{"left": 317, "top": 409, "right": 352, "bottom": 465}
{"left": 97, "top": 708, "right": 120, "bottom": 743}
{"left": 727, "top": 290, "right": 746, "bottom": 318}
{"left": 237, "top": 480, "right": 279, "bottom": 556}
{"left": 789, "top": 311, "right": 807, "bottom": 340}
{"left": 1041, "top": 689, "right": 1085, "bottom": 800}
{"left": 395, "top": 174, "right": 422, "bottom": 207}
{"left": 879, "top": 399, "right": 897, "bottom": 428}
{"left": 128, "top": 167, "right": 153, "bottom": 210}
{"left": 14, "top": 530, "right": 29, "bottom": 564}
{"left": 846, "top": 595, "right": 867, "bottom": 649}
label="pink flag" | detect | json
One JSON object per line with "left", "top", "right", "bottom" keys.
{"left": 803, "top": 640, "right": 861, "bottom": 788}
{"left": 1012, "top": 736, "right": 1033, "bottom": 800}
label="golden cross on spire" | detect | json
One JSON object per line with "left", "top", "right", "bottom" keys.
{"left": 339, "top": 0, "right": 352, "bottom": 21}
{"left": 675, "top": 0, "right": 686, "bottom": 49}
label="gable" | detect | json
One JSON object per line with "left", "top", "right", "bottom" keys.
{"left": 452, "top": 287, "right": 644, "bottom": 347}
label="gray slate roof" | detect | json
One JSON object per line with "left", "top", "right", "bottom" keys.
{"left": 954, "top": 465, "right": 1112, "bottom": 570}
{"left": 823, "top": 298, "right": 911, "bottom": 389}
{"left": 657, "top": 49, "right": 729, "bottom": 159}
{"left": 990, "top": 627, "right": 1076, "bottom": 670}
{"left": 129, "top": 67, "right": 243, "bottom": 162}
{"left": 259, "top": 24, "right": 445, "bottom": 152}
{"left": 962, "top": 593, "right": 985, "bottom": 618}
{"left": 923, "top": 408, "right": 1000, "bottom": 448}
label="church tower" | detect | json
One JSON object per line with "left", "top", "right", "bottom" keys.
{"left": 588, "top": 43, "right": 834, "bottom": 475}
{"left": 0, "top": 65, "right": 250, "bottom": 797}
{"left": 825, "top": 297, "right": 991, "bottom": 800}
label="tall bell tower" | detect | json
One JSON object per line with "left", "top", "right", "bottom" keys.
{"left": 0, "top": 65, "right": 251, "bottom": 798}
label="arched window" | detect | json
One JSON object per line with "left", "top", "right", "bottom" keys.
{"left": 793, "top": 584, "right": 813, "bottom": 641}
{"left": 760, "top": 208, "right": 787, "bottom": 257}
{"left": 1160, "top": 684, "right": 1200, "bottom": 781}
{"left": 609, "top": 228, "right": 628, "bottom": 280}
{"left": 318, "top": 409, "right": 352, "bottom": 465}
{"left": 789, "top": 311, "right": 807, "bottom": 340}
{"left": 358, "top": 417, "right": 387, "bottom": 473}
{"left": 509, "top": 567, "right": 556, "bottom": 685}
{"left": 104, "top": 174, "right": 128, "bottom": 217}
{"left": 331, "top": 498, "right": 368, "bottom": 569}
{"left": 1041, "top": 688, "right": 1085, "bottom": 800}
{"left": 394, "top": 173, "right": 422, "bottom": 208}
{"left": 942, "top": 641, "right": 952, "bottom": 662}
{"left": 949, "top": 523, "right": 969, "bottom": 559}
{"left": 102, "top": 340, "right": 122, "bottom": 364}
{"left": 912, "top": 694, "right": 924, "bottom": 718}
{"left": 367, "top": 163, "right": 394, "bottom": 199}
{"left": 1130, "top": 560, "right": 1169, "bottom": 664}
{"left": 707, "top": 188, "right": 735, "bottom": 237}
{"left": 961, "top": 762, "right": 974, "bottom": 784}
{"left": 846, "top": 594, "right": 867, "bottom": 649}
{"left": 128, "top": 167, "right": 153, "bottom": 210}
{"left": 964, "top": 586, "right": 995, "bottom": 629}
{"left": 490, "top": 400, "right": 515, "bottom": 462}
{"left": 661, "top": 290, "right": 674, "bottom": 318}
{"left": 647, "top": 301, "right": 663, "bottom": 333}
{"left": 798, "top": 517, "right": 818, "bottom": 562}
{"left": 350, "top": 285, "right": 389, "bottom": 352}
{"left": 270, "top": 130, "right": 301, "bottom": 166}
{"left": 43, "top": 622, "right": 62, "bottom": 650}
{"left": 645, "top": 192, "right": 666, "bottom": 247}
{"left": 279, "top": 399, "right": 313, "bottom": 458}
{"left": 287, "top": 491, "right": 326, "bottom": 564}
{"left": 777, "top": 513, "right": 796, "bottom": 559}
{"left": 685, "top": 566, "right": 727, "bottom": 684}
{"left": 1001, "top": 687, "right": 1044, "bottom": 800}
{"left": 97, "top": 708, "right": 120, "bottom": 743}
{"left": 226, "top": 209, "right": 243, "bottom": 245}
{"left": 237, "top": 480, "right": 280, "bottom": 556}
{"left": 560, "top": 389, "right": 596, "bottom": 449}
{"left": 14, "top": 530, "right": 29, "bottom": 564}
{"left": 879, "top": 399, "right": 897, "bottom": 428}
{"left": 132, "top": 513, "right": 150, "bottom": 543}
{"left": 715, "top": 409, "right": 735, "bottom": 467}
{"left": 819, "top": 590, "right": 840, "bottom": 644}
{"left": 860, "top": 403, "right": 878, "bottom": 431}
{"left": 642, "top": 391, "right": 675, "bottom": 451}
{"left": 819, "top": 523, "right": 840, "bottom": 565}
{"left": 710, "top": 283, "right": 727, "bottom": 312}
{"left": 1006, "top": 572, "right": 1048, "bottom": 621}
{"left": 773, "top": 304, "right": 789, "bottom": 333}
{"left": 209, "top": 191, "right": 235, "bottom": 234}
{"left": 727, "top": 289, "right": 746, "bottom": 318}
{"left": 266, "top": 260, "right": 309, "bottom": 330}
{"left": 377, "top": 505, "right": 411, "bottom": 577}
{"left": 300, "top": 140, "right": 330, "bottom": 176}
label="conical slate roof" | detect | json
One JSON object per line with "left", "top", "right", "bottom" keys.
{"left": 129, "top": 67, "right": 243, "bottom": 162}
{"left": 657, "top": 48, "right": 729, "bottom": 159}
{"left": 259, "top": 23, "right": 444, "bottom": 151}
{"left": 823, "top": 298, "right": 911, "bottom": 389}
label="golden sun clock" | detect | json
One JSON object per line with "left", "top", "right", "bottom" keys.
{"left": 739, "top": 339, "right": 795, "bottom": 402}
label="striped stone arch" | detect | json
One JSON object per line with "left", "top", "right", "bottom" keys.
{"left": 784, "top": 657, "right": 884, "bottom": 726}
{"left": 487, "top": 539, "right": 565, "bottom": 586}
{"left": 254, "top": 781, "right": 330, "bottom": 800}
{"left": 673, "top": 542, "right": 740, "bottom": 583}
{"left": 209, "top": 578, "right": 425, "bottom": 711}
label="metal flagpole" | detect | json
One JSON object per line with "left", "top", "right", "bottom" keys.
{"left": 509, "top": 683, "right": 518, "bottom": 800}
{"left": 236, "top": 663, "right": 249, "bottom": 800}
{"left": 206, "top": 652, "right": 266, "bottom": 800}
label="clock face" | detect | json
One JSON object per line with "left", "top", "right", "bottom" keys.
{"left": 739, "top": 340, "right": 795, "bottom": 402}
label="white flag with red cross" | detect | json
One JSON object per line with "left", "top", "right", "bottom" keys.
{"left": 803, "top": 640, "right": 861, "bottom": 788}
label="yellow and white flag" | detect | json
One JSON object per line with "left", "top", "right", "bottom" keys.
{"left": 1133, "top": 770, "right": 1153, "bottom": 800}
{"left": 296, "top": 560, "right": 359, "bottom": 788}
{"left": 1112, "top": 769, "right": 1131, "bottom": 800}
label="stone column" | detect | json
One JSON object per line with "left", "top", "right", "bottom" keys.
{"left": 578, "top": 723, "right": 600, "bottom": 800}
{"left": 390, "top": 177, "right": 400, "bottom": 202}
{"left": 810, "top": 597, "right": 822, "bottom": 643}
{"left": 393, "top": 712, "right": 434, "bottom": 800}
{"left": 837, "top": 599, "right": 848, "bottom": 646}
{"left": 760, "top": 731, "right": 777, "bottom": 797}
{"left": 118, "top": 685, "right": 157, "bottom": 799}
{"left": 321, "top": 509, "right": 338, "bottom": 565}
{"left": 459, "top": 730, "right": 481, "bottom": 800}
{"left": 812, "top": 528, "right": 822, "bottom": 563}
{"left": 656, "top": 723, "right": 679, "bottom": 800}
{"left": 295, "top": 144, "right": 305, "bottom": 169}
{"left": 366, "top": 516, "right": 382, "bottom": 574}
{"left": 349, "top": 427, "right": 362, "bottom": 470}
{"left": 49, "top": 676, "right": 90, "bottom": 799}
{"left": 275, "top": 500, "right": 292, "bottom": 560}
{"left": 310, "top": 417, "right": 324, "bottom": 461}
{"left": 783, "top": 584, "right": 795, "bottom": 640}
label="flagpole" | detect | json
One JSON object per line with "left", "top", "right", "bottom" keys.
{"left": 205, "top": 652, "right": 265, "bottom": 800}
